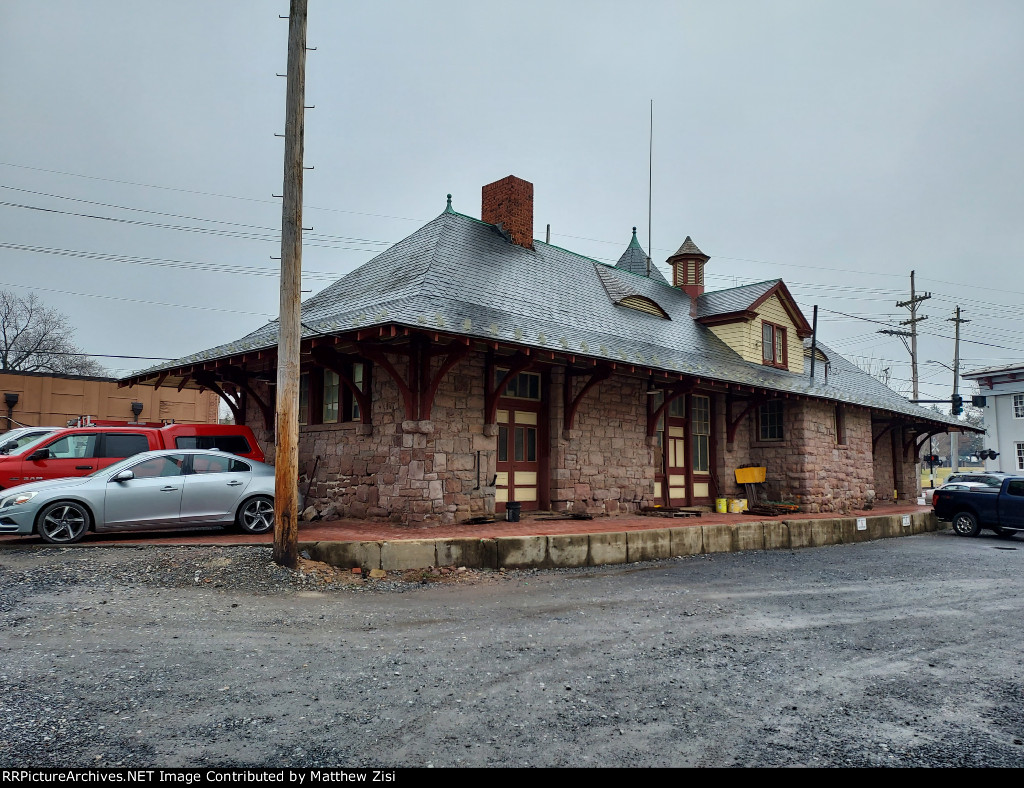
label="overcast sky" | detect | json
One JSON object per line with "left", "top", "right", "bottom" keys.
{"left": 1, "top": 0, "right": 1021, "bottom": 404}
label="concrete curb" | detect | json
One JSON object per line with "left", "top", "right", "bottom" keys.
{"left": 299, "top": 512, "right": 943, "bottom": 572}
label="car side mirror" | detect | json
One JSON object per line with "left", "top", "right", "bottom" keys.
{"left": 0, "top": 442, "right": 14, "bottom": 454}
{"left": 111, "top": 470, "right": 134, "bottom": 482}
{"left": 28, "top": 449, "right": 50, "bottom": 461}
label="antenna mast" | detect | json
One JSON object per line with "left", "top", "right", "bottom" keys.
{"left": 647, "top": 99, "right": 653, "bottom": 278}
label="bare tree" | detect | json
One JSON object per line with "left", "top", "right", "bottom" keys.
{"left": 0, "top": 290, "right": 104, "bottom": 376}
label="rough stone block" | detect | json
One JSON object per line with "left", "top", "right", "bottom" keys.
{"left": 702, "top": 523, "right": 733, "bottom": 553}
{"left": 809, "top": 518, "right": 841, "bottom": 547}
{"left": 381, "top": 540, "right": 437, "bottom": 571}
{"left": 626, "top": 528, "right": 671, "bottom": 562}
{"left": 497, "top": 536, "right": 548, "bottom": 569}
{"left": 668, "top": 526, "right": 702, "bottom": 556}
{"left": 787, "top": 520, "right": 813, "bottom": 549}
{"left": 548, "top": 534, "right": 589, "bottom": 568}
{"left": 763, "top": 521, "right": 790, "bottom": 550}
{"left": 915, "top": 511, "right": 938, "bottom": 533}
{"left": 436, "top": 538, "right": 497, "bottom": 569}
{"left": 880, "top": 515, "right": 903, "bottom": 538}
{"left": 732, "top": 521, "right": 765, "bottom": 552}
{"left": 588, "top": 532, "right": 627, "bottom": 566}
{"left": 838, "top": 517, "right": 870, "bottom": 544}
{"left": 301, "top": 540, "right": 381, "bottom": 571}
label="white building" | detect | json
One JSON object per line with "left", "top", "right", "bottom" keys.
{"left": 963, "top": 363, "right": 1024, "bottom": 473}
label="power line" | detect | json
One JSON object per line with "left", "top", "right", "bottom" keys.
{"left": 0, "top": 184, "right": 393, "bottom": 247}
{"left": 0, "top": 279, "right": 275, "bottom": 318}
{"left": 0, "top": 161, "right": 425, "bottom": 222}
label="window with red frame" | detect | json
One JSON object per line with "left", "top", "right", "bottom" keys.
{"left": 762, "top": 321, "right": 788, "bottom": 368}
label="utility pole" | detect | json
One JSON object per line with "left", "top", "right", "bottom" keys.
{"left": 879, "top": 271, "right": 930, "bottom": 495}
{"left": 273, "top": 0, "right": 308, "bottom": 569}
{"left": 879, "top": 270, "right": 931, "bottom": 399}
{"left": 948, "top": 306, "right": 969, "bottom": 474}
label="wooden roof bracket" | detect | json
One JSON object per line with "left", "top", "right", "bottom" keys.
{"left": 419, "top": 339, "right": 471, "bottom": 422}
{"left": 911, "top": 428, "right": 945, "bottom": 460}
{"left": 355, "top": 342, "right": 417, "bottom": 421}
{"left": 192, "top": 371, "right": 247, "bottom": 426}
{"left": 646, "top": 380, "right": 694, "bottom": 437}
{"left": 725, "top": 393, "right": 767, "bottom": 445}
{"left": 485, "top": 350, "right": 533, "bottom": 425}
{"left": 563, "top": 364, "right": 612, "bottom": 431}
{"left": 215, "top": 366, "right": 275, "bottom": 429}
{"left": 872, "top": 419, "right": 900, "bottom": 451}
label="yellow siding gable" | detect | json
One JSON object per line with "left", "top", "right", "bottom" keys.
{"left": 706, "top": 293, "right": 805, "bottom": 374}
{"left": 754, "top": 295, "right": 804, "bottom": 374}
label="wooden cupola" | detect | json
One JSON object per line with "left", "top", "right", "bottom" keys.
{"left": 667, "top": 236, "right": 709, "bottom": 299}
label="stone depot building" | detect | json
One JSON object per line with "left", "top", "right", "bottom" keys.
{"left": 122, "top": 175, "right": 964, "bottom": 524}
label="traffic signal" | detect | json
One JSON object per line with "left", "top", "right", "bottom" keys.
{"left": 980, "top": 449, "right": 1000, "bottom": 460}
{"left": 951, "top": 394, "right": 963, "bottom": 415}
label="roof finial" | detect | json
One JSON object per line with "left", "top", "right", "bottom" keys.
{"left": 446, "top": 193, "right": 453, "bottom": 212}
{"left": 632, "top": 226, "right": 637, "bottom": 237}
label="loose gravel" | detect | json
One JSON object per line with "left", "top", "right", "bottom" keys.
{"left": 2, "top": 534, "right": 1023, "bottom": 767}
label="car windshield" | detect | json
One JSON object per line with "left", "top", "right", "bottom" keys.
{"left": 7, "top": 432, "right": 55, "bottom": 455}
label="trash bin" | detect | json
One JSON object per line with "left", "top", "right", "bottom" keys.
{"left": 506, "top": 502, "right": 521, "bottom": 522}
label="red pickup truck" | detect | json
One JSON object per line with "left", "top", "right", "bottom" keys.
{"left": 0, "top": 423, "right": 265, "bottom": 490}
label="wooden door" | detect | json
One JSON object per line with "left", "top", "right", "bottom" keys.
{"left": 495, "top": 406, "right": 540, "bottom": 511}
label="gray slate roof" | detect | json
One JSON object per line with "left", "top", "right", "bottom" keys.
{"left": 614, "top": 228, "right": 669, "bottom": 284}
{"left": 695, "top": 279, "right": 780, "bottom": 319}
{"left": 670, "top": 236, "right": 708, "bottom": 260}
{"left": 127, "top": 208, "right": 960, "bottom": 427}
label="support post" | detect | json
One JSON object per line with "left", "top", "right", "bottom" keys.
{"left": 273, "top": 0, "right": 307, "bottom": 569}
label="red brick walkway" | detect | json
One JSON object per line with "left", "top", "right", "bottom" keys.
{"left": 0, "top": 501, "right": 934, "bottom": 547}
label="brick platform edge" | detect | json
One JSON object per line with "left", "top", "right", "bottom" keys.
{"left": 300, "top": 511, "right": 940, "bottom": 573}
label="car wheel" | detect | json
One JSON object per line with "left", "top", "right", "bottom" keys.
{"left": 951, "top": 511, "right": 980, "bottom": 537}
{"left": 37, "top": 501, "right": 91, "bottom": 545}
{"left": 237, "top": 495, "right": 274, "bottom": 534}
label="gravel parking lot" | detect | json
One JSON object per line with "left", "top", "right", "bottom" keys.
{"left": 1, "top": 529, "right": 1022, "bottom": 768}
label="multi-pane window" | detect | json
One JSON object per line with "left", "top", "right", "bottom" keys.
{"left": 668, "top": 396, "right": 686, "bottom": 418}
{"left": 692, "top": 394, "right": 710, "bottom": 473}
{"left": 322, "top": 370, "right": 340, "bottom": 424}
{"left": 350, "top": 363, "right": 364, "bottom": 421}
{"left": 762, "top": 321, "right": 787, "bottom": 369}
{"left": 1014, "top": 394, "right": 1024, "bottom": 418}
{"left": 1017, "top": 442, "right": 1024, "bottom": 471}
{"left": 299, "top": 361, "right": 368, "bottom": 427}
{"left": 834, "top": 404, "right": 846, "bottom": 445}
{"left": 498, "top": 369, "right": 541, "bottom": 400}
{"left": 514, "top": 425, "right": 537, "bottom": 462}
{"left": 497, "top": 425, "right": 508, "bottom": 463}
{"left": 651, "top": 391, "right": 665, "bottom": 476}
{"left": 299, "top": 373, "right": 309, "bottom": 426}
{"left": 759, "top": 400, "right": 784, "bottom": 441}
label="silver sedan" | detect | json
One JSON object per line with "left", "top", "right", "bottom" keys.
{"left": 0, "top": 449, "right": 278, "bottom": 544}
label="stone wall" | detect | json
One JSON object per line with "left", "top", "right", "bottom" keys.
{"left": 872, "top": 425, "right": 920, "bottom": 503}
{"left": 271, "top": 353, "right": 497, "bottom": 525}
{"left": 245, "top": 351, "right": 902, "bottom": 523}
{"left": 550, "top": 370, "right": 655, "bottom": 514}
{"left": 718, "top": 396, "right": 875, "bottom": 513}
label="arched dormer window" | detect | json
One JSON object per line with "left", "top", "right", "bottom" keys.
{"left": 618, "top": 295, "right": 670, "bottom": 320}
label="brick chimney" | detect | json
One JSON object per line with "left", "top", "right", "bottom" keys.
{"left": 482, "top": 175, "right": 534, "bottom": 249}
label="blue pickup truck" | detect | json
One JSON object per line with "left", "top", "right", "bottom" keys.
{"left": 932, "top": 476, "right": 1024, "bottom": 538}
